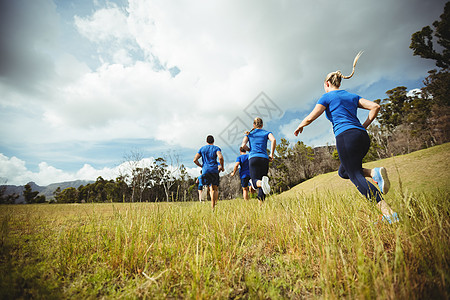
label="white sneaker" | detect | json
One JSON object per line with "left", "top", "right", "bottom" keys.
{"left": 261, "top": 176, "right": 271, "bottom": 195}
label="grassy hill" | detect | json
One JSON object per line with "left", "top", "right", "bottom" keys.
{"left": 0, "top": 144, "right": 448, "bottom": 299}
{"left": 284, "top": 142, "right": 450, "bottom": 198}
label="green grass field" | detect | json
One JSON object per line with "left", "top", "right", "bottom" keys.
{"left": 1, "top": 143, "right": 449, "bottom": 299}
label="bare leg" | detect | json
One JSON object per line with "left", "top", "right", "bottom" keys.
{"left": 243, "top": 187, "right": 249, "bottom": 200}
{"left": 198, "top": 190, "right": 202, "bottom": 202}
{"left": 210, "top": 185, "right": 218, "bottom": 209}
{"left": 363, "top": 168, "right": 372, "bottom": 178}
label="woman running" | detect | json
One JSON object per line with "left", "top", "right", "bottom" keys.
{"left": 294, "top": 52, "right": 398, "bottom": 223}
{"left": 241, "top": 117, "right": 276, "bottom": 204}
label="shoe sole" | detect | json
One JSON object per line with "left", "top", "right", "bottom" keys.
{"left": 379, "top": 167, "right": 390, "bottom": 194}
{"left": 261, "top": 176, "right": 271, "bottom": 194}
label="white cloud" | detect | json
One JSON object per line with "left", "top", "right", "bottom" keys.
{"left": 407, "top": 88, "right": 422, "bottom": 97}
{"left": 0, "top": 153, "right": 120, "bottom": 186}
{"left": 74, "top": 5, "right": 130, "bottom": 43}
{"left": 49, "top": 0, "right": 438, "bottom": 150}
{"left": 280, "top": 117, "right": 336, "bottom": 147}
{"left": 0, "top": 0, "right": 445, "bottom": 185}
{"left": 0, "top": 153, "right": 199, "bottom": 186}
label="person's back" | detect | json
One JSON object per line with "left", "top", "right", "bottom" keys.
{"left": 318, "top": 90, "right": 365, "bottom": 136}
{"left": 293, "top": 51, "right": 398, "bottom": 223}
{"left": 193, "top": 135, "right": 224, "bottom": 210}
{"left": 198, "top": 144, "right": 220, "bottom": 174}
{"left": 237, "top": 153, "right": 250, "bottom": 178}
{"left": 248, "top": 129, "right": 270, "bottom": 159}
{"left": 241, "top": 117, "right": 276, "bottom": 203}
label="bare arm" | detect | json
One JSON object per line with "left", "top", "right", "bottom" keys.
{"left": 294, "top": 104, "right": 326, "bottom": 136}
{"left": 193, "top": 153, "right": 202, "bottom": 168}
{"left": 230, "top": 162, "right": 240, "bottom": 176}
{"left": 241, "top": 135, "right": 250, "bottom": 152}
{"left": 217, "top": 151, "right": 224, "bottom": 172}
{"left": 268, "top": 133, "right": 276, "bottom": 161}
{"left": 358, "top": 98, "right": 380, "bottom": 128}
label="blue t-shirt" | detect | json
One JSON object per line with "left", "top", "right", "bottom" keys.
{"left": 247, "top": 129, "right": 271, "bottom": 159}
{"left": 198, "top": 144, "right": 221, "bottom": 174}
{"left": 317, "top": 90, "right": 365, "bottom": 137}
{"left": 236, "top": 154, "right": 250, "bottom": 178}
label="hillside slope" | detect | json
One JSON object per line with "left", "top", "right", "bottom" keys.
{"left": 282, "top": 142, "right": 450, "bottom": 198}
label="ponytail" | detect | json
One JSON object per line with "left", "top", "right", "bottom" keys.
{"left": 343, "top": 50, "right": 363, "bottom": 79}
{"left": 245, "top": 117, "right": 263, "bottom": 135}
{"left": 325, "top": 51, "right": 363, "bottom": 87}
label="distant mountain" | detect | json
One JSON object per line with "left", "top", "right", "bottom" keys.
{"left": 1, "top": 180, "right": 94, "bottom": 203}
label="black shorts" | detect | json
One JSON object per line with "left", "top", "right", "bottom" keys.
{"left": 249, "top": 157, "right": 269, "bottom": 189}
{"left": 240, "top": 176, "right": 250, "bottom": 188}
{"left": 202, "top": 172, "right": 220, "bottom": 187}
{"left": 249, "top": 157, "right": 269, "bottom": 201}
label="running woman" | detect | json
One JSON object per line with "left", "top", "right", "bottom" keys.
{"left": 241, "top": 117, "right": 276, "bottom": 204}
{"left": 293, "top": 52, "right": 398, "bottom": 223}
{"left": 193, "top": 135, "right": 224, "bottom": 209}
{"left": 231, "top": 147, "right": 254, "bottom": 200}
{"left": 196, "top": 171, "right": 203, "bottom": 202}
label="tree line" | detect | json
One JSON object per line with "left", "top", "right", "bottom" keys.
{"left": 1, "top": 2, "right": 448, "bottom": 204}
{"left": 52, "top": 156, "right": 198, "bottom": 204}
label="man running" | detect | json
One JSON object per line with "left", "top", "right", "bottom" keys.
{"left": 193, "top": 135, "right": 224, "bottom": 209}
{"left": 231, "top": 147, "right": 254, "bottom": 200}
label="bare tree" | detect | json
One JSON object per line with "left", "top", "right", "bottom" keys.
{"left": 122, "top": 149, "right": 152, "bottom": 202}
{"left": 159, "top": 150, "right": 183, "bottom": 202}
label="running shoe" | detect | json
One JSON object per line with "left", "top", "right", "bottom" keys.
{"left": 261, "top": 176, "right": 271, "bottom": 195}
{"left": 372, "top": 167, "right": 390, "bottom": 194}
{"left": 380, "top": 212, "right": 399, "bottom": 224}
{"left": 249, "top": 179, "right": 255, "bottom": 189}
{"left": 374, "top": 212, "right": 399, "bottom": 225}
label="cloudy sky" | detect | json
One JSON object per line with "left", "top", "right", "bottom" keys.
{"left": 0, "top": 0, "right": 445, "bottom": 186}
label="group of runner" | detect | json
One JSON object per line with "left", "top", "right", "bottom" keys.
{"left": 193, "top": 52, "right": 398, "bottom": 222}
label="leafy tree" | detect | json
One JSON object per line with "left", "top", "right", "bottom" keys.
{"left": 0, "top": 186, "right": 18, "bottom": 204}
{"left": 376, "top": 87, "right": 410, "bottom": 131}
{"left": 271, "top": 138, "right": 292, "bottom": 191}
{"left": 410, "top": 1, "right": 450, "bottom": 70}
{"left": 292, "top": 141, "right": 315, "bottom": 180}
{"left": 410, "top": 1, "right": 450, "bottom": 144}
{"left": 115, "top": 175, "right": 130, "bottom": 202}
{"left": 54, "top": 187, "right": 78, "bottom": 203}
{"left": 131, "top": 167, "right": 152, "bottom": 202}
{"left": 275, "top": 138, "right": 292, "bottom": 158}
{"left": 23, "top": 184, "right": 45, "bottom": 204}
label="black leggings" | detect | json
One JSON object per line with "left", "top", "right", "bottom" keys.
{"left": 249, "top": 157, "right": 269, "bottom": 201}
{"left": 336, "top": 129, "right": 382, "bottom": 203}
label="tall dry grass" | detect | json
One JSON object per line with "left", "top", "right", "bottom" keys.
{"left": 1, "top": 185, "right": 449, "bottom": 299}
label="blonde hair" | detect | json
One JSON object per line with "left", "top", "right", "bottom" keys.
{"left": 325, "top": 51, "right": 363, "bottom": 88}
{"left": 245, "top": 117, "right": 263, "bottom": 135}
